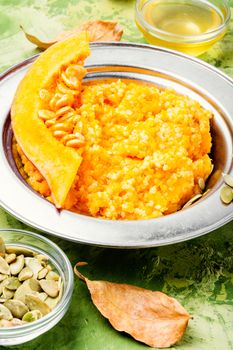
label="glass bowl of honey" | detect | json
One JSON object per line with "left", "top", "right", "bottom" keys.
{"left": 135, "top": 0, "right": 231, "bottom": 56}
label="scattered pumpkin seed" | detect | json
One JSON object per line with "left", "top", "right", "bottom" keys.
{"left": 0, "top": 304, "right": 13, "bottom": 320}
{"left": 5, "top": 253, "right": 16, "bottom": 264}
{"left": 4, "top": 300, "right": 29, "bottom": 319}
{"left": 220, "top": 185, "right": 233, "bottom": 204}
{"left": 18, "top": 267, "right": 33, "bottom": 282}
{"left": 22, "top": 309, "right": 43, "bottom": 322}
{"left": 182, "top": 194, "right": 203, "bottom": 209}
{"left": 10, "top": 255, "right": 25, "bottom": 275}
{"left": 198, "top": 178, "right": 205, "bottom": 191}
{"left": 0, "top": 256, "right": 10, "bottom": 275}
{"left": 25, "top": 294, "right": 51, "bottom": 316}
{"left": 223, "top": 174, "right": 233, "bottom": 188}
{"left": 203, "top": 189, "right": 210, "bottom": 197}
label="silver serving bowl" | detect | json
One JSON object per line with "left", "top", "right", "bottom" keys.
{"left": 0, "top": 43, "right": 233, "bottom": 247}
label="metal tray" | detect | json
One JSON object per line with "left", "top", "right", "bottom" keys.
{"left": 0, "top": 42, "right": 233, "bottom": 248}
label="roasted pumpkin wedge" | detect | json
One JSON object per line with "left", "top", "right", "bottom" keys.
{"left": 11, "top": 32, "right": 90, "bottom": 208}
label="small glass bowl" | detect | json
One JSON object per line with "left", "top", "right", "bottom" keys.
{"left": 0, "top": 228, "right": 73, "bottom": 346}
{"left": 135, "top": 0, "right": 231, "bottom": 56}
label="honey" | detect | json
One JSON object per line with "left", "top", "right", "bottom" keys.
{"left": 136, "top": 0, "right": 229, "bottom": 56}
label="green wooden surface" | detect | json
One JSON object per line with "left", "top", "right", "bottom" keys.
{"left": 0, "top": 0, "right": 233, "bottom": 349}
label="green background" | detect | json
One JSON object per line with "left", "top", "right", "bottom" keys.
{"left": 0, "top": 0, "right": 233, "bottom": 349}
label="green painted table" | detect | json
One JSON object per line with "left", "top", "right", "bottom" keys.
{"left": 0, "top": 1, "right": 233, "bottom": 349}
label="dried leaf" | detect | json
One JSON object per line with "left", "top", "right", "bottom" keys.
{"left": 20, "top": 26, "right": 56, "bottom": 49}
{"left": 75, "top": 20, "right": 123, "bottom": 42}
{"left": 20, "top": 20, "right": 123, "bottom": 50}
{"left": 74, "top": 263, "right": 190, "bottom": 348}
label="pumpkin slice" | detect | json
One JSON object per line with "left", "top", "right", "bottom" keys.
{"left": 11, "top": 32, "right": 90, "bottom": 208}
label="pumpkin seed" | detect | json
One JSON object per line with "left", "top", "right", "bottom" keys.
{"left": 0, "top": 238, "right": 63, "bottom": 327}
{"left": 39, "top": 279, "right": 59, "bottom": 298}
{"left": 0, "top": 278, "right": 9, "bottom": 293}
{"left": 198, "top": 178, "right": 205, "bottom": 191}
{"left": 45, "top": 282, "right": 63, "bottom": 310}
{"left": 46, "top": 264, "right": 52, "bottom": 272}
{"left": 35, "top": 254, "right": 49, "bottom": 266}
{"left": 25, "top": 294, "right": 51, "bottom": 316}
{"left": 14, "top": 278, "right": 41, "bottom": 303}
{"left": 10, "top": 255, "right": 24, "bottom": 275}
{"left": 5, "top": 253, "right": 16, "bottom": 264}
{"left": 0, "top": 281, "right": 4, "bottom": 295}
{"left": 28, "top": 278, "right": 41, "bottom": 292}
{"left": 46, "top": 271, "right": 60, "bottom": 281}
{"left": 223, "top": 174, "right": 233, "bottom": 188}
{"left": 11, "top": 318, "right": 26, "bottom": 326}
{"left": 220, "top": 185, "right": 233, "bottom": 204}
{"left": 37, "top": 292, "right": 48, "bottom": 302}
{"left": 203, "top": 189, "right": 210, "bottom": 197}
{"left": 38, "top": 267, "right": 48, "bottom": 279}
{"left": 4, "top": 277, "right": 21, "bottom": 290}
{"left": 0, "top": 304, "right": 13, "bottom": 320}
{"left": 25, "top": 258, "right": 43, "bottom": 279}
{"left": 2, "top": 287, "right": 14, "bottom": 300}
{"left": 58, "top": 276, "right": 62, "bottom": 290}
{"left": 0, "top": 256, "right": 10, "bottom": 275}
{"left": 0, "top": 274, "right": 7, "bottom": 282}
{"left": 0, "top": 319, "right": 12, "bottom": 327}
{"left": 6, "top": 246, "right": 34, "bottom": 257}
{"left": 4, "top": 300, "right": 29, "bottom": 319}
{"left": 182, "top": 194, "right": 203, "bottom": 209}
{"left": 22, "top": 309, "right": 43, "bottom": 322}
{"left": 18, "top": 267, "right": 33, "bottom": 282}
{"left": 0, "top": 318, "right": 25, "bottom": 327}
{"left": 0, "top": 238, "right": 5, "bottom": 254}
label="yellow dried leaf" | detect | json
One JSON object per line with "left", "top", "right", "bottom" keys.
{"left": 20, "top": 25, "right": 56, "bottom": 49}
{"left": 20, "top": 20, "right": 123, "bottom": 50}
{"left": 74, "top": 263, "right": 191, "bottom": 348}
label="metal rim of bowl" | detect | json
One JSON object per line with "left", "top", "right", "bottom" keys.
{"left": 0, "top": 42, "right": 233, "bottom": 248}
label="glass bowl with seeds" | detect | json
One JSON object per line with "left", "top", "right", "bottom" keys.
{"left": 0, "top": 229, "right": 73, "bottom": 346}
